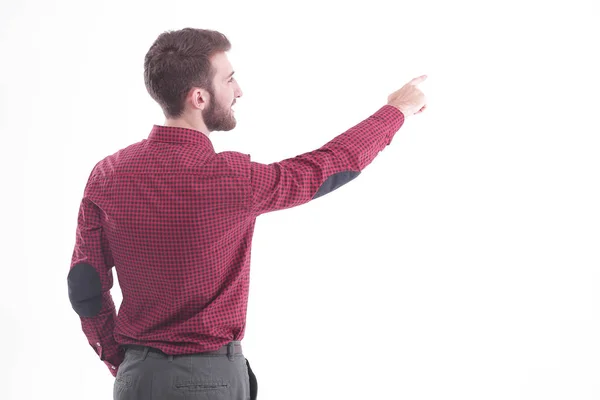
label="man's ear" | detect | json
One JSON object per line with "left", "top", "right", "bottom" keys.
{"left": 193, "top": 88, "right": 209, "bottom": 110}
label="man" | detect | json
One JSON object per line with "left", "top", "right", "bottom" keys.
{"left": 67, "top": 27, "right": 427, "bottom": 400}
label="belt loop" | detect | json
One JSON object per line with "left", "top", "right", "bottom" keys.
{"left": 168, "top": 354, "right": 174, "bottom": 363}
{"left": 142, "top": 347, "right": 149, "bottom": 361}
{"left": 227, "top": 342, "right": 235, "bottom": 361}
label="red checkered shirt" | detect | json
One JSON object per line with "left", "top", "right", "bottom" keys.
{"left": 69, "top": 105, "right": 405, "bottom": 376}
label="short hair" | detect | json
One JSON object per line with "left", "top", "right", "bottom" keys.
{"left": 144, "top": 28, "right": 231, "bottom": 118}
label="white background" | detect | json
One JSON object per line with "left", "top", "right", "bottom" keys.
{"left": 1, "top": 0, "right": 599, "bottom": 399}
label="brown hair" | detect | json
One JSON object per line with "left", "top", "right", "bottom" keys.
{"left": 144, "top": 28, "right": 231, "bottom": 119}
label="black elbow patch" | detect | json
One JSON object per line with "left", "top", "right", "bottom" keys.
{"left": 68, "top": 262, "right": 102, "bottom": 317}
{"left": 313, "top": 171, "right": 361, "bottom": 200}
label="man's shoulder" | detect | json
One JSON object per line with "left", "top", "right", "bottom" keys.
{"left": 89, "top": 141, "right": 253, "bottom": 180}
{"left": 213, "top": 150, "right": 251, "bottom": 178}
{"left": 218, "top": 150, "right": 251, "bottom": 164}
{"left": 90, "top": 139, "right": 147, "bottom": 180}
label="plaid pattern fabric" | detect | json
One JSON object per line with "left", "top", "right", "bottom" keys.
{"left": 69, "top": 105, "right": 404, "bottom": 376}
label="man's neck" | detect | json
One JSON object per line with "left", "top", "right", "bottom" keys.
{"left": 164, "top": 117, "right": 210, "bottom": 137}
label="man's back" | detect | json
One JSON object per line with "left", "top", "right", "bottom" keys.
{"left": 87, "top": 125, "right": 254, "bottom": 355}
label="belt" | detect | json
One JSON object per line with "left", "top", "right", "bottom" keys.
{"left": 123, "top": 342, "right": 243, "bottom": 361}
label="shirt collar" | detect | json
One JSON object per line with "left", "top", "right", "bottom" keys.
{"left": 147, "top": 125, "right": 215, "bottom": 152}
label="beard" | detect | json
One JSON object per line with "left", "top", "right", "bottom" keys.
{"left": 202, "top": 90, "right": 236, "bottom": 132}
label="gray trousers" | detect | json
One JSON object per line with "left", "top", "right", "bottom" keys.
{"left": 114, "top": 342, "right": 258, "bottom": 400}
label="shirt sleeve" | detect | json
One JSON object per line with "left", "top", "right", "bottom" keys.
{"left": 248, "top": 105, "right": 405, "bottom": 216}
{"left": 68, "top": 173, "right": 124, "bottom": 377}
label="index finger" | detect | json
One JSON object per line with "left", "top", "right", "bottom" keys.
{"left": 410, "top": 75, "right": 427, "bottom": 85}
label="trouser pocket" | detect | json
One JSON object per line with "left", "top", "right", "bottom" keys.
{"left": 246, "top": 358, "right": 258, "bottom": 400}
